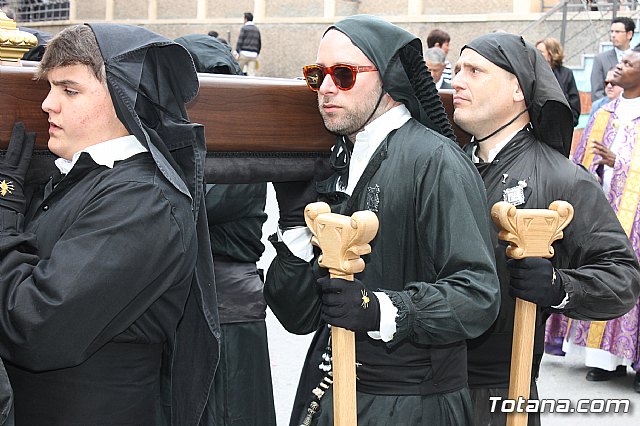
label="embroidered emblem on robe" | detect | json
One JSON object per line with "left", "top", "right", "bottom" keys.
{"left": 366, "top": 185, "right": 380, "bottom": 212}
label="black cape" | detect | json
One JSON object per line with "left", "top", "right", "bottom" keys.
{"left": 175, "top": 34, "right": 243, "bottom": 75}
{"left": 88, "top": 24, "right": 220, "bottom": 425}
{"left": 465, "top": 129, "right": 640, "bottom": 388}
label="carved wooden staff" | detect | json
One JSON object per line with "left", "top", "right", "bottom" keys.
{"left": 491, "top": 200, "right": 573, "bottom": 426}
{"left": 304, "top": 202, "right": 379, "bottom": 426}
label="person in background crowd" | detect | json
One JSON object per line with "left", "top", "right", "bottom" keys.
{"left": 208, "top": 30, "right": 229, "bottom": 46}
{"left": 591, "top": 16, "right": 635, "bottom": 102}
{"left": 426, "top": 28, "right": 453, "bottom": 85}
{"left": 175, "top": 33, "right": 277, "bottom": 426}
{"left": 235, "top": 11, "right": 261, "bottom": 76}
{"left": 536, "top": 37, "right": 581, "bottom": 127}
{"left": 555, "top": 46, "right": 640, "bottom": 394}
{"left": 425, "top": 46, "right": 452, "bottom": 89}
{"left": 588, "top": 66, "right": 623, "bottom": 120}
{"left": 452, "top": 32, "right": 640, "bottom": 426}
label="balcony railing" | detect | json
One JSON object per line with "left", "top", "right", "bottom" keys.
{"left": 543, "top": 0, "right": 638, "bottom": 13}
{"left": 1, "top": 0, "right": 69, "bottom": 22}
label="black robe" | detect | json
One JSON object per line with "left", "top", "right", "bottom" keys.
{"left": 553, "top": 66, "right": 581, "bottom": 127}
{"left": 465, "top": 129, "right": 640, "bottom": 390}
{"left": 266, "top": 118, "right": 500, "bottom": 425}
{"left": 0, "top": 153, "right": 197, "bottom": 424}
{"left": 202, "top": 183, "right": 276, "bottom": 426}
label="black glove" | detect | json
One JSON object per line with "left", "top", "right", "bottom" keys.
{"left": 273, "top": 158, "right": 333, "bottom": 229}
{"left": 319, "top": 276, "right": 381, "bottom": 332}
{"left": 0, "top": 123, "right": 36, "bottom": 214}
{"left": 273, "top": 180, "right": 318, "bottom": 229}
{"left": 507, "top": 257, "right": 565, "bottom": 307}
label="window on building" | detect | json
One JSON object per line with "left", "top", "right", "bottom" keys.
{"left": 4, "top": 1, "right": 70, "bottom": 23}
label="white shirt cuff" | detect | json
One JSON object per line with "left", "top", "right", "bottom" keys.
{"left": 367, "top": 291, "right": 397, "bottom": 342}
{"left": 552, "top": 292, "right": 570, "bottom": 309}
{"left": 278, "top": 226, "right": 314, "bottom": 262}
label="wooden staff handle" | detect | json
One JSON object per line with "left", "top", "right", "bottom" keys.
{"left": 491, "top": 201, "right": 573, "bottom": 426}
{"left": 304, "top": 202, "right": 379, "bottom": 426}
{"left": 328, "top": 274, "right": 357, "bottom": 426}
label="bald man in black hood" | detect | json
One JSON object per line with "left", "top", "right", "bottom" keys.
{"left": 452, "top": 32, "right": 640, "bottom": 425}
{"left": 265, "top": 15, "right": 500, "bottom": 425}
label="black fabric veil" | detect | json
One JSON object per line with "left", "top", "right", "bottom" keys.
{"left": 87, "top": 24, "right": 220, "bottom": 426}
{"left": 330, "top": 14, "right": 455, "bottom": 141}
{"left": 174, "top": 34, "right": 243, "bottom": 76}
{"left": 463, "top": 33, "right": 574, "bottom": 156}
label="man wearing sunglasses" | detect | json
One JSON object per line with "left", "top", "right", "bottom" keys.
{"left": 265, "top": 14, "right": 500, "bottom": 425}
{"left": 588, "top": 66, "right": 624, "bottom": 121}
{"left": 591, "top": 16, "right": 635, "bottom": 103}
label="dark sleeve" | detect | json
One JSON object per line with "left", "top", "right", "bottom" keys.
{"left": 590, "top": 55, "right": 606, "bottom": 103}
{"left": 384, "top": 145, "right": 501, "bottom": 346}
{"left": 257, "top": 29, "right": 261, "bottom": 54}
{"left": 206, "top": 183, "right": 267, "bottom": 261}
{"left": 553, "top": 170, "right": 640, "bottom": 320}
{"left": 264, "top": 236, "right": 323, "bottom": 335}
{"left": 563, "top": 68, "right": 581, "bottom": 127}
{"left": 235, "top": 27, "right": 246, "bottom": 52}
{"left": 0, "top": 357, "right": 12, "bottom": 425}
{"left": 0, "top": 181, "right": 195, "bottom": 371}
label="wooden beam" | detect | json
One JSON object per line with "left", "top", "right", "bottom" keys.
{"left": 1, "top": 65, "right": 470, "bottom": 183}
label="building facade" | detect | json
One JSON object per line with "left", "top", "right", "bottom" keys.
{"left": 0, "top": 1, "right": 630, "bottom": 79}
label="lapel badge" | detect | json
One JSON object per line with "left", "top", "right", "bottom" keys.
{"left": 503, "top": 180, "right": 527, "bottom": 206}
{"left": 366, "top": 185, "right": 380, "bottom": 212}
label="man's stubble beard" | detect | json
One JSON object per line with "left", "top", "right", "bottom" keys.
{"left": 319, "top": 85, "right": 384, "bottom": 138}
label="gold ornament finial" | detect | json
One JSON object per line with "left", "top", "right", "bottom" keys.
{"left": 0, "top": 9, "right": 38, "bottom": 62}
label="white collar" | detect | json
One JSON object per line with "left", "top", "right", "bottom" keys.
{"left": 472, "top": 129, "right": 522, "bottom": 163}
{"left": 340, "top": 104, "right": 411, "bottom": 195}
{"left": 54, "top": 135, "right": 147, "bottom": 175}
{"left": 354, "top": 104, "right": 411, "bottom": 149}
{"left": 616, "top": 94, "right": 640, "bottom": 122}
{"left": 615, "top": 46, "right": 631, "bottom": 60}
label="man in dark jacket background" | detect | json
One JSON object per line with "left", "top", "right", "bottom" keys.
{"left": 452, "top": 32, "right": 640, "bottom": 426}
{"left": 236, "top": 11, "right": 261, "bottom": 76}
{"left": 175, "top": 33, "right": 277, "bottom": 426}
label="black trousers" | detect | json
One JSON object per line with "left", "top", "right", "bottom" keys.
{"left": 470, "top": 382, "right": 541, "bottom": 426}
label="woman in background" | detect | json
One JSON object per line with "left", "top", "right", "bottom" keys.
{"left": 537, "top": 37, "right": 582, "bottom": 126}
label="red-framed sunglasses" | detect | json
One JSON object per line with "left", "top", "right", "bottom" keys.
{"left": 302, "top": 63, "right": 378, "bottom": 92}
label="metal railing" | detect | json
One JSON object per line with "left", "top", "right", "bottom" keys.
{"left": 1, "top": 0, "right": 69, "bottom": 22}
{"left": 543, "top": 1, "right": 638, "bottom": 15}
{"left": 528, "top": 1, "right": 640, "bottom": 63}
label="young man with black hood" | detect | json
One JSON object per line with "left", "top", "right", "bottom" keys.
{"left": 0, "top": 24, "right": 219, "bottom": 425}
{"left": 265, "top": 15, "right": 500, "bottom": 425}
{"left": 451, "top": 32, "right": 640, "bottom": 426}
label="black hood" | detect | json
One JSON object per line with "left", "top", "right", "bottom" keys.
{"left": 329, "top": 14, "right": 454, "bottom": 140}
{"left": 174, "top": 34, "right": 243, "bottom": 75}
{"left": 86, "top": 25, "right": 218, "bottom": 425}
{"left": 88, "top": 23, "right": 206, "bottom": 215}
{"left": 463, "top": 33, "right": 573, "bottom": 156}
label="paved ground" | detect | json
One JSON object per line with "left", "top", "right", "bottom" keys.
{"left": 259, "top": 185, "right": 640, "bottom": 425}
